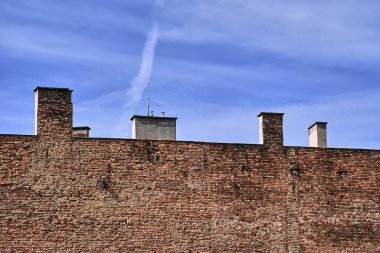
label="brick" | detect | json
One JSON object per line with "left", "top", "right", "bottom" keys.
{"left": 1, "top": 87, "right": 379, "bottom": 252}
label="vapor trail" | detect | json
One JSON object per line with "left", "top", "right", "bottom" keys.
{"left": 126, "top": 22, "right": 159, "bottom": 107}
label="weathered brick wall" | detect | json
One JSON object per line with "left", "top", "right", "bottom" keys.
{"left": 287, "top": 147, "right": 380, "bottom": 252}
{"left": 1, "top": 87, "right": 380, "bottom": 252}
{"left": 35, "top": 87, "right": 73, "bottom": 139}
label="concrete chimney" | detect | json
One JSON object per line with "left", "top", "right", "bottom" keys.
{"left": 258, "top": 112, "right": 284, "bottom": 147}
{"left": 308, "top": 122, "right": 327, "bottom": 148}
{"left": 73, "top": 126, "right": 91, "bottom": 138}
{"left": 131, "top": 115, "right": 177, "bottom": 140}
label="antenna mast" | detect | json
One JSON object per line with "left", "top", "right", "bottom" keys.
{"left": 147, "top": 97, "right": 150, "bottom": 116}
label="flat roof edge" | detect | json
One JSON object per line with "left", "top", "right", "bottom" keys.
{"left": 130, "top": 115, "right": 178, "bottom": 121}
{"left": 34, "top": 86, "right": 73, "bottom": 92}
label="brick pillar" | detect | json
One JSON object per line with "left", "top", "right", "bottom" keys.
{"left": 34, "top": 87, "right": 73, "bottom": 139}
{"left": 258, "top": 112, "right": 284, "bottom": 147}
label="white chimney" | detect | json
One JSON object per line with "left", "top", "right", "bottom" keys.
{"left": 131, "top": 115, "right": 177, "bottom": 140}
{"left": 308, "top": 122, "right": 327, "bottom": 148}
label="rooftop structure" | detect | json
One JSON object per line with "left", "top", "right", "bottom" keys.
{"left": 1, "top": 87, "right": 379, "bottom": 252}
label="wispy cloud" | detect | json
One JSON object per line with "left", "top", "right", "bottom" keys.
{"left": 1, "top": 0, "right": 380, "bottom": 149}
{"left": 125, "top": 0, "right": 167, "bottom": 107}
{"left": 0, "top": 25, "right": 136, "bottom": 65}
{"left": 155, "top": 0, "right": 167, "bottom": 9}
{"left": 159, "top": 1, "right": 380, "bottom": 65}
{"left": 126, "top": 22, "right": 159, "bottom": 107}
{"left": 170, "top": 88, "right": 380, "bottom": 149}
{"left": 110, "top": 0, "right": 166, "bottom": 136}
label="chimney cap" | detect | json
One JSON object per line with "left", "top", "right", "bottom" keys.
{"left": 73, "top": 126, "right": 91, "bottom": 130}
{"left": 34, "top": 86, "right": 73, "bottom": 92}
{"left": 130, "top": 115, "right": 178, "bottom": 121}
{"left": 257, "top": 112, "right": 284, "bottom": 117}
{"left": 308, "top": 122, "right": 328, "bottom": 129}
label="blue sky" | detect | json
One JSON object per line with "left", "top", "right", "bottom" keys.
{"left": 1, "top": 0, "right": 380, "bottom": 149}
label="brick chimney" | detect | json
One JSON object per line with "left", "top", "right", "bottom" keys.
{"left": 258, "top": 112, "right": 284, "bottom": 147}
{"left": 34, "top": 87, "right": 73, "bottom": 138}
{"left": 308, "top": 122, "right": 327, "bottom": 148}
{"left": 131, "top": 115, "right": 177, "bottom": 140}
{"left": 73, "top": 126, "right": 91, "bottom": 138}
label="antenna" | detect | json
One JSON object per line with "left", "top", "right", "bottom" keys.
{"left": 147, "top": 97, "right": 150, "bottom": 116}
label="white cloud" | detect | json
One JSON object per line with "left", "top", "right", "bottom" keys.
{"left": 159, "top": 0, "right": 380, "bottom": 64}
{"left": 172, "top": 89, "right": 380, "bottom": 149}
{"left": 0, "top": 24, "right": 137, "bottom": 65}
{"left": 125, "top": 22, "right": 159, "bottom": 107}
{"left": 155, "top": 0, "right": 167, "bottom": 9}
{"left": 125, "top": 0, "right": 168, "bottom": 107}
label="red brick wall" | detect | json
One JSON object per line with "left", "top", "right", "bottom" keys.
{"left": 1, "top": 88, "right": 380, "bottom": 252}
{"left": 2, "top": 136, "right": 380, "bottom": 252}
{"left": 288, "top": 147, "right": 380, "bottom": 252}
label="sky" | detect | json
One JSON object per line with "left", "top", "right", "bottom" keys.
{"left": 0, "top": 0, "right": 380, "bottom": 149}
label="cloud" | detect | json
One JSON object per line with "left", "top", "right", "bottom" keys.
{"left": 155, "top": 0, "right": 167, "bottom": 9}
{"left": 159, "top": 0, "right": 380, "bottom": 65}
{"left": 125, "top": 0, "right": 168, "bottom": 107}
{"left": 1, "top": 0, "right": 379, "bottom": 150}
{"left": 75, "top": 88, "right": 130, "bottom": 137}
{"left": 169, "top": 88, "right": 380, "bottom": 149}
{"left": 0, "top": 26, "right": 133, "bottom": 65}
{"left": 125, "top": 22, "right": 159, "bottom": 107}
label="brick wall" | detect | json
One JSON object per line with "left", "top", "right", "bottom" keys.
{"left": 1, "top": 87, "right": 379, "bottom": 252}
